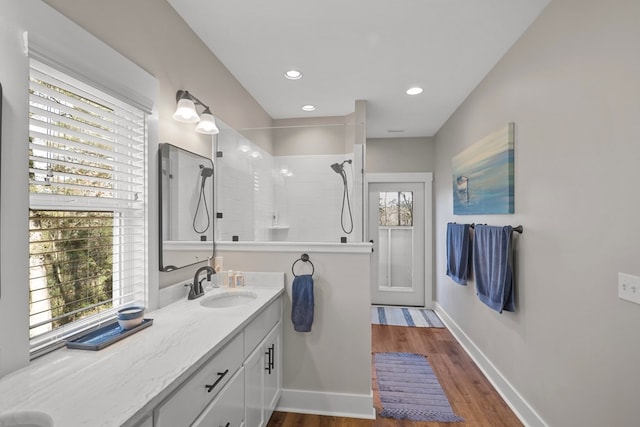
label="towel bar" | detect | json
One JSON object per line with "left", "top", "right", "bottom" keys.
{"left": 292, "top": 253, "right": 315, "bottom": 277}
{"left": 466, "top": 223, "right": 523, "bottom": 234}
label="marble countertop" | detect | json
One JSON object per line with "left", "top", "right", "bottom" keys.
{"left": 0, "top": 275, "right": 285, "bottom": 427}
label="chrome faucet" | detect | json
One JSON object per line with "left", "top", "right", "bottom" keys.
{"left": 188, "top": 266, "right": 215, "bottom": 300}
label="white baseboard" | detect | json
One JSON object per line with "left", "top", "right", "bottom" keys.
{"left": 434, "top": 303, "right": 549, "bottom": 427}
{"left": 276, "top": 388, "right": 375, "bottom": 420}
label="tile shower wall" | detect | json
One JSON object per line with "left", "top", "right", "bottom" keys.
{"left": 273, "top": 154, "right": 355, "bottom": 243}
{"left": 216, "top": 132, "right": 357, "bottom": 242}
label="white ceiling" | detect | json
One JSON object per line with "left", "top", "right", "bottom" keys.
{"left": 167, "top": 0, "right": 550, "bottom": 138}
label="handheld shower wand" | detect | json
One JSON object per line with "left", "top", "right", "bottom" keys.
{"left": 193, "top": 164, "right": 213, "bottom": 234}
{"left": 330, "top": 159, "right": 353, "bottom": 235}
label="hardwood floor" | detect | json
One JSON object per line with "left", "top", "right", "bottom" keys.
{"left": 267, "top": 323, "right": 523, "bottom": 427}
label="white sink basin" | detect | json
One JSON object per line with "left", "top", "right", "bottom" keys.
{"left": 0, "top": 411, "right": 53, "bottom": 427}
{"left": 200, "top": 291, "right": 257, "bottom": 308}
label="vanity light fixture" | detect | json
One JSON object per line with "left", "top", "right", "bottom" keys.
{"left": 285, "top": 69, "right": 302, "bottom": 80}
{"left": 406, "top": 87, "right": 423, "bottom": 95}
{"left": 301, "top": 104, "right": 316, "bottom": 112}
{"left": 173, "top": 90, "right": 219, "bottom": 134}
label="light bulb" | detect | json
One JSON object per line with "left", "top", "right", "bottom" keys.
{"left": 173, "top": 98, "right": 199, "bottom": 123}
{"left": 195, "top": 110, "right": 219, "bottom": 134}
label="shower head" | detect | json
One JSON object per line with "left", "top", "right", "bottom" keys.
{"left": 199, "top": 164, "right": 214, "bottom": 178}
{"left": 330, "top": 163, "right": 343, "bottom": 174}
{"left": 330, "top": 159, "right": 352, "bottom": 174}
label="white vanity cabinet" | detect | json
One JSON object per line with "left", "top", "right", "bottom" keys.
{"left": 192, "top": 367, "right": 245, "bottom": 427}
{"left": 155, "top": 332, "right": 244, "bottom": 427}
{"left": 152, "top": 295, "right": 283, "bottom": 427}
{"left": 263, "top": 323, "right": 282, "bottom": 420}
{"left": 244, "top": 321, "right": 283, "bottom": 427}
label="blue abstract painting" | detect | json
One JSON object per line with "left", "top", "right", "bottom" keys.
{"left": 452, "top": 123, "right": 514, "bottom": 215}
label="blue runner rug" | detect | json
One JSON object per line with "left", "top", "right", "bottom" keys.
{"left": 371, "top": 306, "right": 444, "bottom": 328}
{"left": 374, "top": 352, "right": 464, "bottom": 422}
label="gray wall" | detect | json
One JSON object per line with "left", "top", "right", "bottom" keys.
{"left": 272, "top": 116, "right": 355, "bottom": 156}
{"left": 366, "top": 137, "right": 435, "bottom": 173}
{"left": 433, "top": 0, "right": 640, "bottom": 425}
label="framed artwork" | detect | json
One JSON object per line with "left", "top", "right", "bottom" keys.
{"left": 452, "top": 123, "right": 514, "bottom": 215}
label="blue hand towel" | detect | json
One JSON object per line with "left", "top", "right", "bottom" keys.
{"left": 473, "top": 225, "right": 515, "bottom": 313}
{"left": 446, "top": 223, "right": 472, "bottom": 285}
{"left": 291, "top": 274, "right": 314, "bottom": 332}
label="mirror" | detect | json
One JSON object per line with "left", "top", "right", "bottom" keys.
{"left": 159, "top": 143, "right": 214, "bottom": 271}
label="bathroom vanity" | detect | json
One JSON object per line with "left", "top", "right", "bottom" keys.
{"left": 0, "top": 275, "right": 284, "bottom": 427}
{"left": 153, "top": 288, "right": 282, "bottom": 427}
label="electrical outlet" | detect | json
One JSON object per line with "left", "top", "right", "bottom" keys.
{"left": 618, "top": 273, "right": 640, "bottom": 305}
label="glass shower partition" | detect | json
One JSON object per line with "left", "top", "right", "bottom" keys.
{"left": 215, "top": 120, "right": 364, "bottom": 243}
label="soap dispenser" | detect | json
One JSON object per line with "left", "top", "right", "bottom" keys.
{"left": 227, "top": 270, "right": 235, "bottom": 288}
{"left": 235, "top": 272, "right": 245, "bottom": 287}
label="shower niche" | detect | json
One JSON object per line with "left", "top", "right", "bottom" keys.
{"left": 158, "top": 143, "right": 214, "bottom": 271}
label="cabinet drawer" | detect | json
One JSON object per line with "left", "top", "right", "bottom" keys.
{"left": 192, "top": 367, "right": 245, "bottom": 427}
{"left": 244, "top": 297, "right": 282, "bottom": 357}
{"left": 155, "top": 332, "right": 243, "bottom": 427}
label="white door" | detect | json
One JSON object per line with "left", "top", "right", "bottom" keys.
{"left": 367, "top": 174, "right": 432, "bottom": 307}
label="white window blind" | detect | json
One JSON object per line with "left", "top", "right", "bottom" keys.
{"left": 28, "top": 59, "right": 147, "bottom": 356}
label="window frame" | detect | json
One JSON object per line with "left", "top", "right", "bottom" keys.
{"left": 27, "top": 59, "right": 149, "bottom": 357}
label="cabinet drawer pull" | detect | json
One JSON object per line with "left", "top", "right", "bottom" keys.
{"left": 265, "top": 344, "right": 275, "bottom": 374}
{"left": 271, "top": 344, "right": 276, "bottom": 369}
{"left": 205, "top": 369, "right": 229, "bottom": 393}
{"left": 269, "top": 344, "right": 275, "bottom": 370}
{"left": 264, "top": 347, "right": 271, "bottom": 374}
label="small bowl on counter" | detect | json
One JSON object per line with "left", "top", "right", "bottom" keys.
{"left": 117, "top": 306, "right": 145, "bottom": 329}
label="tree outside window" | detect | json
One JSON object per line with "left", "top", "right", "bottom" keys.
{"left": 378, "top": 192, "right": 413, "bottom": 226}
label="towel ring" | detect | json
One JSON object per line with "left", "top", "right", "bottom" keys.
{"left": 292, "top": 253, "right": 315, "bottom": 277}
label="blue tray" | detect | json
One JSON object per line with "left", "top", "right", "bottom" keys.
{"left": 66, "top": 318, "right": 153, "bottom": 351}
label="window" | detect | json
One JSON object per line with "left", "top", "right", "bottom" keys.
{"left": 378, "top": 191, "right": 413, "bottom": 226}
{"left": 28, "top": 59, "right": 146, "bottom": 356}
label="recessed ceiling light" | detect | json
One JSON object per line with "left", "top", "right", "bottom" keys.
{"left": 406, "top": 87, "right": 423, "bottom": 95}
{"left": 302, "top": 105, "right": 316, "bottom": 112}
{"left": 285, "top": 70, "right": 302, "bottom": 80}
{"left": 388, "top": 129, "right": 405, "bottom": 133}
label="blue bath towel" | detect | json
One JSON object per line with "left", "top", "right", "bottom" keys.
{"left": 446, "top": 223, "right": 472, "bottom": 285}
{"left": 291, "top": 274, "right": 314, "bottom": 332}
{"left": 473, "top": 225, "right": 515, "bottom": 313}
